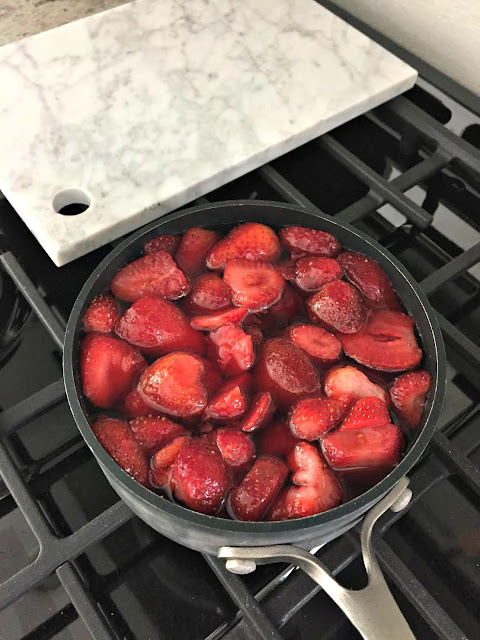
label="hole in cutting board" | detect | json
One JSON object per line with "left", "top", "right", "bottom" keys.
{"left": 52, "top": 188, "right": 92, "bottom": 216}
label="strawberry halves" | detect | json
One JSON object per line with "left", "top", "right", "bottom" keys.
{"left": 229, "top": 456, "right": 288, "bottom": 521}
{"left": 340, "top": 311, "right": 423, "bottom": 371}
{"left": 390, "top": 370, "right": 432, "bottom": 428}
{"left": 280, "top": 226, "right": 341, "bottom": 258}
{"left": 324, "top": 365, "right": 389, "bottom": 404}
{"left": 223, "top": 259, "right": 285, "bottom": 312}
{"left": 111, "top": 251, "right": 189, "bottom": 302}
{"left": 308, "top": 280, "right": 366, "bottom": 334}
{"left": 289, "top": 397, "right": 350, "bottom": 440}
{"left": 206, "top": 222, "right": 281, "bottom": 270}
{"left": 81, "top": 334, "right": 147, "bottom": 408}
{"left": 83, "top": 294, "right": 121, "bottom": 334}
{"left": 176, "top": 227, "right": 221, "bottom": 276}
{"left": 92, "top": 416, "right": 150, "bottom": 486}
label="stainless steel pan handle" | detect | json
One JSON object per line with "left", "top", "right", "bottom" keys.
{"left": 219, "top": 477, "right": 415, "bottom": 640}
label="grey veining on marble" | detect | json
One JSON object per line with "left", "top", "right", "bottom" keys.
{"left": 0, "top": 0, "right": 416, "bottom": 266}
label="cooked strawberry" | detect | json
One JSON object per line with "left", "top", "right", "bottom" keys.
{"left": 202, "top": 359, "right": 224, "bottom": 397}
{"left": 258, "top": 420, "right": 299, "bottom": 458}
{"left": 228, "top": 455, "right": 288, "bottom": 521}
{"left": 340, "top": 311, "right": 423, "bottom": 371}
{"left": 115, "top": 296, "right": 205, "bottom": 357}
{"left": 92, "top": 416, "right": 149, "bottom": 486}
{"left": 223, "top": 259, "right": 285, "bottom": 312}
{"left": 143, "top": 235, "right": 180, "bottom": 256}
{"left": 237, "top": 391, "right": 275, "bottom": 433}
{"left": 265, "top": 488, "right": 289, "bottom": 521}
{"left": 260, "top": 284, "right": 303, "bottom": 334}
{"left": 308, "top": 280, "right": 366, "bottom": 334}
{"left": 338, "top": 252, "right": 401, "bottom": 311}
{"left": 289, "top": 397, "right": 350, "bottom": 440}
{"left": 243, "top": 314, "right": 264, "bottom": 347}
{"left": 83, "top": 294, "right": 121, "bottom": 334}
{"left": 390, "top": 370, "right": 432, "bottom": 428}
{"left": 208, "top": 323, "right": 254, "bottom": 376}
{"left": 176, "top": 227, "right": 221, "bottom": 276}
{"left": 206, "top": 222, "right": 281, "bottom": 270}
{"left": 190, "top": 307, "right": 248, "bottom": 331}
{"left": 138, "top": 352, "right": 207, "bottom": 418}
{"left": 322, "top": 423, "right": 403, "bottom": 470}
{"left": 278, "top": 259, "right": 297, "bottom": 282}
{"left": 341, "top": 397, "right": 390, "bottom": 431}
{"left": 170, "top": 438, "right": 231, "bottom": 515}
{"left": 129, "top": 415, "right": 187, "bottom": 455}
{"left": 215, "top": 428, "right": 255, "bottom": 472}
{"left": 294, "top": 256, "right": 343, "bottom": 293}
{"left": 149, "top": 467, "right": 171, "bottom": 489}
{"left": 183, "top": 273, "right": 232, "bottom": 314}
{"left": 324, "top": 365, "right": 389, "bottom": 404}
{"left": 280, "top": 226, "right": 341, "bottom": 258}
{"left": 268, "top": 442, "right": 342, "bottom": 518}
{"left": 81, "top": 334, "right": 147, "bottom": 408}
{"left": 287, "top": 324, "right": 342, "bottom": 367}
{"left": 111, "top": 251, "right": 189, "bottom": 302}
{"left": 254, "top": 338, "right": 320, "bottom": 408}
{"left": 204, "top": 378, "right": 249, "bottom": 421}
{"left": 151, "top": 435, "right": 191, "bottom": 470}
{"left": 116, "top": 388, "right": 163, "bottom": 418}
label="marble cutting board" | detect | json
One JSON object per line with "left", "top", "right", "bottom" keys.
{"left": 0, "top": 0, "right": 416, "bottom": 266}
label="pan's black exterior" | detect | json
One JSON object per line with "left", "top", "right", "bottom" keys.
{"left": 64, "top": 201, "right": 445, "bottom": 555}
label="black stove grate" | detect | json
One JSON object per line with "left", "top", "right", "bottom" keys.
{"left": 1, "top": 88, "right": 480, "bottom": 640}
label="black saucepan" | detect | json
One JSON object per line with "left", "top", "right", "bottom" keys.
{"left": 64, "top": 201, "right": 445, "bottom": 556}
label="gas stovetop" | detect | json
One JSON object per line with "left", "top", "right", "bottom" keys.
{"left": 1, "top": 53, "right": 480, "bottom": 640}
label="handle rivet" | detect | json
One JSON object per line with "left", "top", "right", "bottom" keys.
{"left": 390, "top": 487, "right": 412, "bottom": 513}
{"left": 225, "top": 559, "right": 257, "bottom": 574}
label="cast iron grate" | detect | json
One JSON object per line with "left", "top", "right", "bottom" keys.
{"left": 1, "top": 89, "right": 480, "bottom": 639}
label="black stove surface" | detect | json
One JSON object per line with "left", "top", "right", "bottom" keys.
{"left": 1, "top": 73, "right": 480, "bottom": 639}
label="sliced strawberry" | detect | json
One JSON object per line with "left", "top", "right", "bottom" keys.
{"left": 228, "top": 455, "right": 288, "bottom": 521}
{"left": 390, "top": 370, "right": 432, "bottom": 428}
{"left": 280, "top": 226, "right": 341, "bottom": 258}
{"left": 183, "top": 273, "right": 232, "bottom": 314}
{"left": 294, "top": 256, "right": 343, "bottom": 293}
{"left": 289, "top": 397, "right": 350, "bottom": 440}
{"left": 215, "top": 428, "right": 255, "bottom": 472}
{"left": 190, "top": 307, "right": 248, "bottom": 331}
{"left": 151, "top": 435, "right": 191, "bottom": 470}
{"left": 202, "top": 359, "right": 224, "bottom": 397}
{"left": 278, "top": 259, "right": 297, "bottom": 283}
{"left": 324, "top": 365, "right": 389, "bottom": 404}
{"left": 143, "top": 235, "right": 180, "bottom": 256}
{"left": 116, "top": 388, "right": 163, "bottom": 418}
{"left": 243, "top": 314, "right": 264, "bottom": 347}
{"left": 115, "top": 295, "right": 205, "bottom": 357}
{"left": 340, "top": 311, "right": 423, "bottom": 371}
{"left": 81, "top": 334, "right": 146, "bottom": 408}
{"left": 129, "top": 415, "right": 187, "bottom": 455}
{"left": 308, "top": 280, "right": 366, "bottom": 334}
{"left": 92, "top": 416, "right": 149, "bottom": 486}
{"left": 170, "top": 438, "right": 231, "bottom": 515}
{"left": 237, "top": 392, "right": 275, "bottom": 433}
{"left": 111, "top": 251, "right": 189, "bottom": 302}
{"left": 205, "top": 378, "right": 249, "bottom": 421}
{"left": 138, "top": 352, "right": 207, "bottom": 418}
{"left": 322, "top": 423, "right": 403, "bottom": 470}
{"left": 341, "top": 397, "right": 390, "bottom": 431}
{"left": 260, "top": 284, "right": 303, "bottom": 334}
{"left": 254, "top": 338, "right": 320, "bottom": 408}
{"left": 176, "top": 227, "right": 221, "bottom": 276}
{"left": 209, "top": 323, "right": 254, "bottom": 376}
{"left": 206, "top": 222, "right": 281, "bottom": 270}
{"left": 287, "top": 324, "right": 342, "bottom": 367}
{"left": 83, "top": 294, "right": 121, "bottom": 334}
{"left": 270, "top": 442, "right": 342, "bottom": 518}
{"left": 338, "top": 252, "right": 401, "bottom": 311}
{"left": 258, "top": 420, "right": 299, "bottom": 458}
{"left": 223, "top": 259, "right": 285, "bottom": 312}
